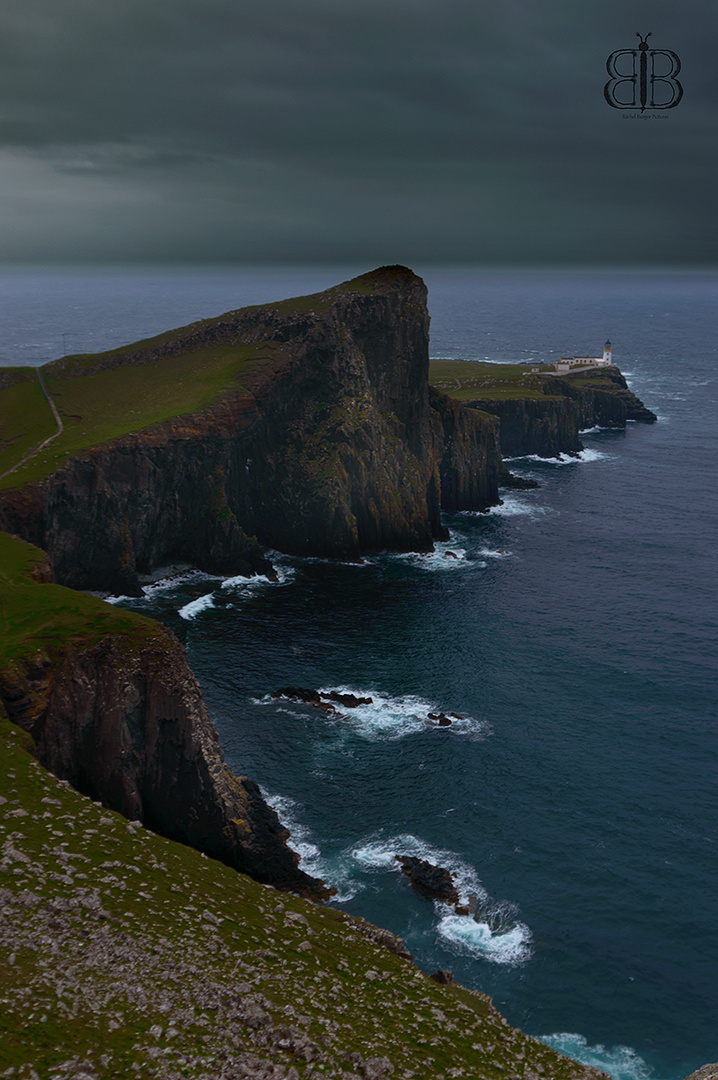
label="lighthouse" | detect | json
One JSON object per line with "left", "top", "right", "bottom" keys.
{"left": 602, "top": 340, "right": 612, "bottom": 365}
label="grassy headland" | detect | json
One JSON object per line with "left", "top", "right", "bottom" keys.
{"left": 428, "top": 359, "right": 627, "bottom": 403}
{"left": 0, "top": 267, "right": 416, "bottom": 493}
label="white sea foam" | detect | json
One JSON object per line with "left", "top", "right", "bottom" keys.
{"left": 479, "top": 494, "right": 548, "bottom": 517}
{"left": 173, "top": 564, "right": 296, "bottom": 618}
{"left": 221, "top": 564, "right": 296, "bottom": 590}
{"left": 316, "top": 686, "right": 486, "bottom": 741}
{"left": 261, "top": 790, "right": 361, "bottom": 900}
{"left": 437, "top": 912, "right": 532, "bottom": 965}
{"left": 387, "top": 539, "right": 471, "bottom": 572}
{"left": 478, "top": 546, "right": 512, "bottom": 559}
{"left": 261, "top": 790, "right": 324, "bottom": 875}
{"left": 535, "top": 1034, "right": 657, "bottom": 1080}
{"left": 178, "top": 593, "right": 216, "bottom": 620}
{"left": 138, "top": 567, "right": 215, "bottom": 597}
{"left": 513, "top": 448, "right": 608, "bottom": 466}
{"left": 347, "top": 831, "right": 531, "bottom": 961}
{"left": 104, "top": 568, "right": 215, "bottom": 604}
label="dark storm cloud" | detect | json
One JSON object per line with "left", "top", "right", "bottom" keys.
{"left": 1, "top": 0, "right": 716, "bottom": 263}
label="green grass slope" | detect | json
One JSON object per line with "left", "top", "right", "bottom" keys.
{"left": 0, "top": 532, "right": 163, "bottom": 669}
{"left": 0, "top": 342, "right": 284, "bottom": 492}
{"left": 429, "top": 360, "right": 558, "bottom": 402}
{"left": 0, "top": 266, "right": 415, "bottom": 494}
{"left": 0, "top": 706, "right": 607, "bottom": 1080}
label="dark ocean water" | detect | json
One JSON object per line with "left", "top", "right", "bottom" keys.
{"left": 2, "top": 266, "right": 716, "bottom": 1080}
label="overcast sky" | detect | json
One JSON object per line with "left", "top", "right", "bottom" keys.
{"left": 1, "top": 0, "right": 716, "bottom": 265}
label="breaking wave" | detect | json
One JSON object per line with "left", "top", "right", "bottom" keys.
{"left": 316, "top": 687, "right": 487, "bottom": 741}
{"left": 535, "top": 1034, "right": 658, "bottom": 1080}
{"left": 178, "top": 593, "right": 216, "bottom": 620}
{"left": 437, "top": 912, "right": 532, "bottom": 966}
{"left": 346, "top": 831, "right": 486, "bottom": 904}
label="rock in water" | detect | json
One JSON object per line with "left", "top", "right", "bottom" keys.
{"left": 395, "top": 855, "right": 461, "bottom": 908}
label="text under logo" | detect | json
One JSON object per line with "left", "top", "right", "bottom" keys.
{"left": 604, "top": 33, "right": 683, "bottom": 110}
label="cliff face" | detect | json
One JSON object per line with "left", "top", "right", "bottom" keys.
{"left": 0, "top": 619, "right": 327, "bottom": 900}
{"left": 467, "top": 369, "right": 657, "bottom": 458}
{"left": 0, "top": 267, "right": 503, "bottom": 594}
{"left": 429, "top": 386, "right": 506, "bottom": 511}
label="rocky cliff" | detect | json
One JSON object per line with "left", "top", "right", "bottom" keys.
{"left": 0, "top": 266, "right": 504, "bottom": 595}
{"left": 0, "top": 534, "right": 328, "bottom": 899}
{"left": 0, "top": 626, "right": 329, "bottom": 901}
{"left": 456, "top": 368, "right": 656, "bottom": 458}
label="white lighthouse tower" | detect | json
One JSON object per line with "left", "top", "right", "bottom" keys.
{"left": 601, "top": 339, "right": 612, "bottom": 365}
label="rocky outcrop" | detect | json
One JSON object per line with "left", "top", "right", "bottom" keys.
{"left": 465, "top": 368, "right": 657, "bottom": 458}
{"left": 0, "top": 266, "right": 504, "bottom": 594}
{"left": 271, "top": 688, "right": 373, "bottom": 712}
{"left": 395, "top": 855, "right": 462, "bottom": 909}
{"left": 682, "top": 1066, "right": 718, "bottom": 1080}
{"left": 0, "top": 623, "right": 329, "bottom": 900}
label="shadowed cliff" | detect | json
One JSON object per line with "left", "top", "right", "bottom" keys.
{"left": 0, "top": 266, "right": 504, "bottom": 596}
{"left": 430, "top": 359, "right": 657, "bottom": 458}
{"left": 0, "top": 533, "right": 329, "bottom": 900}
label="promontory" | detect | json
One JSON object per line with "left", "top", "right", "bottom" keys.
{"left": 0, "top": 265, "right": 658, "bottom": 1079}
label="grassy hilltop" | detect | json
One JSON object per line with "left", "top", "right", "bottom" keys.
{"left": 0, "top": 268, "right": 411, "bottom": 494}
{"left": 0, "top": 340, "right": 278, "bottom": 492}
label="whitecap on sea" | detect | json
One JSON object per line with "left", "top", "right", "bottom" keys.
{"left": 178, "top": 593, "right": 216, "bottom": 620}
{"left": 221, "top": 564, "right": 296, "bottom": 590}
{"left": 535, "top": 1034, "right": 656, "bottom": 1080}
{"left": 437, "top": 912, "right": 532, "bottom": 966}
{"left": 478, "top": 546, "right": 512, "bottom": 559}
{"left": 480, "top": 493, "right": 549, "bottom": 518}
{"left": 510, "top": 448, "right": 608, "bottom": 466}
{"left": 316, "top": 687, "right": 487, "bottom": 742}
{"left": 344, "top": 830, "right": 531, "bottom": 962}
{"left": 386, "top": 537, "right": 472, "bottom": 572}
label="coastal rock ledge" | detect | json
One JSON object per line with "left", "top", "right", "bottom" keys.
{"left": 0, "top": 582, "right": 328, "bottom": 900}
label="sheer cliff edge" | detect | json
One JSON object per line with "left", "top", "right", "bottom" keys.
{"left": 0, "top": 266, "right": 505, "bottom": 597}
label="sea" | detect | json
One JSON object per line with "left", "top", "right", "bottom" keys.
{"left": 1, "top": 265, "right": 716, "bottom": 1080}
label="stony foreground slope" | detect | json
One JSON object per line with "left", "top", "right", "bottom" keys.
{"left": 0, "top": 708, "right": 611, "bottom": 1080}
